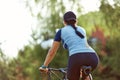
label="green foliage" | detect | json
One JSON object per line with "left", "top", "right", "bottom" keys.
{"left": 78, "top": 11, "right": 107, "bottom": 35}
{"left": 100, "top": 0, "right": 120, "bottom": 30}
{"left": 17, "top": 44, "right": 46, "bottom": 80}
{"left": 104, "top": 35, "right": 120, "bottom": 74}
{"left": 0, "top": 49, "right": 16, "bottom": 80}
{"left": 93, "top": 34, "right": 120, "bottom": 80}
{"left": 97, "top": 0, "right": 120, "bottom": 79}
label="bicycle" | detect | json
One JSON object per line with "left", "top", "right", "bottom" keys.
{"left": 40, "top": 66, "right": 93, "bottom": 80}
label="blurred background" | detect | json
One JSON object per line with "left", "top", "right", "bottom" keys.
{"left": 0, "top": 0, "right": 120, "bottom": 80}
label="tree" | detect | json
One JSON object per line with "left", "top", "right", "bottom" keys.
{"left": 98, "top": 0, "right": 120, "bottom": 79}
{"left": 100, "top": 0, "right": 120, "bottom": 32}
{"left": 0, "top": 47, "right": 16, "bottom": 80}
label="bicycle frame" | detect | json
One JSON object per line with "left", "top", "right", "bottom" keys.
{"left": 40, "top": 66, "right": 93, "bottom": 80}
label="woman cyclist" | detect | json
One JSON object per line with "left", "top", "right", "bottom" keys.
{"left": 39, "top": 11, "right": 99, "bottom": 80}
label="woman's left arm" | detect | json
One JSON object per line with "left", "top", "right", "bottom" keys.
{"left": 43, "top": 41, "right": 60, "bottom": 67}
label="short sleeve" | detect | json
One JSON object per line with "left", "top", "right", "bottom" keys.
{"left": 54, "top": 29, "right": 61, "bottom": 42}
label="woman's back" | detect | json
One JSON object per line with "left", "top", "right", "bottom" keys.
{"left": 61, "top": 25, "right": 95, "bottom": 56}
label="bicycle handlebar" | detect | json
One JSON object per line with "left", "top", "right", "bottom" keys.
{"left": 48, "top": 67, "right": 67, "bottom": 74}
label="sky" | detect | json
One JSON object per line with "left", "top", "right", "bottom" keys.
{"left": 0, "top": 0, "right": 36, "bottom": 58}
{"left": 0, "top": 0, "right": 107, "bottom": 58}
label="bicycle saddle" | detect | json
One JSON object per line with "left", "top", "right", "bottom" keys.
{"left": 82, "top": 66, "right": 92, "bottom": 75}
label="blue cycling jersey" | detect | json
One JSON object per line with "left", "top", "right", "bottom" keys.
{"left": 54, "top": 25, "right": 95, "bottom": 56}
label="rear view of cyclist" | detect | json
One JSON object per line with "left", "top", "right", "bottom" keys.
{"left": 39, "top": 11, "right": 99, "bottom": 80}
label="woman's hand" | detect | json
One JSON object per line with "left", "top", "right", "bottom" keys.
{"left": 39, "top": 65, "right": 48, "bottom": 73}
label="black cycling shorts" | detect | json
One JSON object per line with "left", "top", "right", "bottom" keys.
{"left": 67, "top": 52, "right": 99, "bottom": 80}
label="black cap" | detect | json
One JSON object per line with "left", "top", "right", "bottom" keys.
{"left": 63, "top": 11, "right": 76, "bottom": 21}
